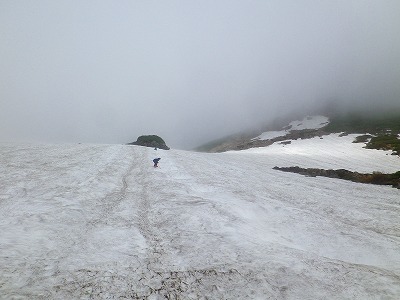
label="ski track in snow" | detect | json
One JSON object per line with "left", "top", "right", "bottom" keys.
{"left": 0, "top": 141, "right": 400, "bottom": 299}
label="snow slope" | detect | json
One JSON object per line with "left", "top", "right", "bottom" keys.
{"left": 242, "top": 133, "right": 400, "bottom": 173}
{"left": 0, "top": 140, "right": 399, "bottom": 299}
{"left": 254, "top": 115, "right": 329, "bottom": 141}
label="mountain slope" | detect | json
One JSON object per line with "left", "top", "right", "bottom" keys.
{"left": 0, "top": 142, "right": 399, "bottom": 299}
{"left": 201, "top": 113, "right": 400, "bottom": 153}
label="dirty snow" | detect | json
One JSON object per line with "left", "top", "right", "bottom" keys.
{"left": 254, "top": 115, "right": 330, "bottom": 141}
{"left": 1, "top": 139, "right": 400, "bottom": 299}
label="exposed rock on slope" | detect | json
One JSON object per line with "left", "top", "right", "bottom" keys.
{"left": 210, "top": 129, "right": 330, "bottom": 152}
{"left": 199, "top": 112, "right": 400, "bottom": 154}
{"left": 208, "top": 116, "right": 330, "bottom": 152}
{"left": 273, "top": 166, "right": 400, "bottom": 189}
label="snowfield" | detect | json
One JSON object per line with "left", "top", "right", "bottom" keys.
{"left": 253, "top": 115, "right": 329, "bottom": 141}
{"left": 1, "top": 137, "right": 400, "bottom": 299}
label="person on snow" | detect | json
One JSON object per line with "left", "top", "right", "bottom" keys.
{"left": 153, "top": 158, "right": 161, "bottom": 167}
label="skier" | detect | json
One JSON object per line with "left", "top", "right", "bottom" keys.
{"left": 153, "top": 158, "right": 161, "bottom": 168}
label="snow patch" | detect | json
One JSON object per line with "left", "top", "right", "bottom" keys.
{"left": 254, "top": 115, "right": 329, "bottom": 141}
{"left": 254, "top": 130, "right": 287, "bottom": 141}
{"left": 239, "top": 133, "right": 400, "bottom": 173}
{"left": 288, "top": 115, "right": 329, "bottom": 130}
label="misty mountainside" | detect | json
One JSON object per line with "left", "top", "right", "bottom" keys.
{"left": 197, "top": 111, "right": 400, "bottom": 154}
{"left": 198, "top": 113, "right": 400, "bottom": 188}
{"left": 1, "top": 135, "right": 400, "bottom": 299}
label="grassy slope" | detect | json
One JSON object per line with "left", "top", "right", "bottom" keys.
{"left": 325, "top": 111, "right": 400, "bottom": 155}
{"left": 325, "top": 111, "right": 400, "bottom": 134}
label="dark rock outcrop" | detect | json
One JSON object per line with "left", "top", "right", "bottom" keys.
{"left": 210, "top": 129, "right": 329, "bottom": 152}
{"left": 128, "top": 135, "right": 170, "bottom": 150}
{"left": 273, "top": 166, "right": 400, "bottom": 189}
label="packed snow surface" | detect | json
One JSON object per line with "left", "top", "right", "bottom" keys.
{"left": 254, "top": 115, "right": 329, "bottom": 140}
{"left": 1, "top": 137, "right": 400, "bottom": 299}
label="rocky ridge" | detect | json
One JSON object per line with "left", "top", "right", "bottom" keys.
{"left": 273, "top": 166, "right": 400, "bottom": 189}
{"left": 128, "top": 135, "right": 170, "bottom": 150}
{"left": 209, "top": 128, "right": 329, "bottom": 152}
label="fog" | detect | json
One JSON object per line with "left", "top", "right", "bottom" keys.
{"left": 1, "top": 1, "right": 399, "bottom": 149}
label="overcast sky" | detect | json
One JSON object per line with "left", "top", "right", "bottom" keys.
{"left": 1, "top": 1, "right": 400, "bottom": 149}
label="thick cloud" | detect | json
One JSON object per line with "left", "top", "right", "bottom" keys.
{"left": 1, "top": 0, "right": 399, "bottom": 149}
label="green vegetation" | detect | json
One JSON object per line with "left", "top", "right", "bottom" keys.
{"left": 366, "top": 134, "right": 400, "bottom": 155}
{"left": 390, "top": 171, "right": 400, "bottom": 180}
{"left": 136, "top": 135, "right": 166, "bottom": 145}
{"left": 325, "top": 111, "right": 400, "bottom": 134}
{"left": 324, "top": 111, "right": 400, "bottom": 156}
{"left": 360, "top": 171, "right": 400, "bottom": 188}
{"left": 128, "top": 135, "right": 170, "bottom": 150}
{"left": 275, "top": 166, "right": 400, "bottom": 188}
{"left": 195, "top": 109, "right": 400, "bottom": 154}
{"left": 353, "top": 134, "right": 373, "bottom": 143}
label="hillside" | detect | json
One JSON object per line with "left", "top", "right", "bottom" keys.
{"left": 200, "top": 112, "right": 400, "bottom": 154}
{"left": 128, "top": 135, "right": 170, "bottom": 150}
{"left": 1, "top": 141, "right": 399, "bottom": 299}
